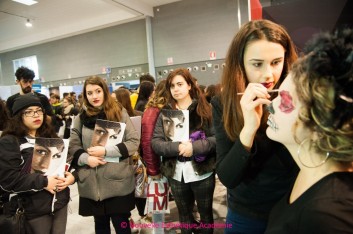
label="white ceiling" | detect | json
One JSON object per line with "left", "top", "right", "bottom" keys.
{"left": 0, "top": 0, "right": 181, "bottom": 53}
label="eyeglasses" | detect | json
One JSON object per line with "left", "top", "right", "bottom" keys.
{"left": 23, "top": 109, "right": 44, "bottom": 117}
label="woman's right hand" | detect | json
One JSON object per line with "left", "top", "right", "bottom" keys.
{"left": 239, "top": 83, "right": 271, "bottom": 149}
{"left": 45, "top": 176, "right": 60, "bottom": 194}
{"left": 87, "top": 156, "right": 107, "bottom": 168}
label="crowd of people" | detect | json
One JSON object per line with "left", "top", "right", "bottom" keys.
{"left": 0, "top": 19, "right": 353, "bottom": 234}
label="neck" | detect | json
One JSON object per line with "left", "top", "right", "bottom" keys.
{"left": 287, "top": 145, "right": 352, "bottom": 203}
{"left": 176, "top": 97, "right": 192, "bottom": 110}
{"left": 28, "top": 130, "right": 36, "bottom": 138}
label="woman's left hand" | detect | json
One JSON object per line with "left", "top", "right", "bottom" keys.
{"left": 87, "top": 146, "right": 105, "bottom": 157}
{"left": 179, "top": 141, "right": 193, "bottom": 157}
{"left": 56, "top": 172, "right": 75, "bottom": 192}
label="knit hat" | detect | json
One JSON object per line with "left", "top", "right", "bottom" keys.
{"left": 12, "top": 93, "right": 43, "bottom": 116}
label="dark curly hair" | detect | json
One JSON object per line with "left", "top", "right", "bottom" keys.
{"left": 292, "top": 28, "right": 353, "bottom": 161}
{"left": 15, "top": 66, "right": 35, "bottom": 80}
{"left": 1, "top": 108, "right": 57, "bottom": 138}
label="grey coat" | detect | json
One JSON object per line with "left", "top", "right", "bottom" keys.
{"left": 68, "top": 108, "right": 140, "bottom": 216}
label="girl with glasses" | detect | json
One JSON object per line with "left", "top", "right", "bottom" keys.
{"left": 0, "top": 93, "right": 74, "bottom": 233}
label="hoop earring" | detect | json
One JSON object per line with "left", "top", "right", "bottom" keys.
{"left": 297, "top": 138, "right": 330, "bottom": 168}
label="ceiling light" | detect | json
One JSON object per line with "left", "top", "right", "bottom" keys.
{"left": 25, "top": 19, "right": 32, "bottom": 27}
{"left": 12, "top": 0, "right": 38, "bottom": 6}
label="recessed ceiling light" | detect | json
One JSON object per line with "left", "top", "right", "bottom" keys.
{"left": 12, "top": 0, "right": 38, "bottom": 6}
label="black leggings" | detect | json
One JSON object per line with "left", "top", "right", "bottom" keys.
{"left": 94, "top": 213, "right": 131, "bottom": 234}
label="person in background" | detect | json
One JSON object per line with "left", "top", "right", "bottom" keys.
{"left": 113, "top": 86, "right": 147, "bottom": 231}
{"left": 62, "top": 92, "right": 70, "bottom": 101}
{"left": 205, "top": 84, "right": 221, "bottom": 103}
{"left": 134, "top": 81, "right": 155, "bottom": 112}
{"left": 211, "top": 19, "right": 298, "bottom": 233}
{"left": 50, "top": 93, "right": 62, "bottom": 114}
{"left": 0, "top": 93, "right": 74, "bottom": 234}
{"left": 152, "top": 69, "right": 216, "bottom": 234}
{"left": 113, "top": 88, "right": 143, "bottom": 117}
{"left": 70, "top": 92, "right": 77, "bottom": 105}
{"left": 0, "top": 98, "right": 10, "bottom": 135}
{"left": 141, "top": 80, "right": 168, "bottom": 180}
{"left": 6, "top": 66, "right": 54, "bottom": 123}
{"left": 50, "top": 93, "right": 63, "bottom": 133}
{"left": 265, "top": 28, "right": 353, "bottom": 234}
{"left": 130, "top": 74, "right": 155, "bottom": 109}
{"left": 198, "top": 84, "right": 206, "bottom": 95}
{"left": 77, "top": 93, "right": 84, "bottom": 110}
{"left": 57, "top": 97, "right": 76, "bottom": 139}
{"left": 69, "top": 76, "right": 139, "bottom": 234}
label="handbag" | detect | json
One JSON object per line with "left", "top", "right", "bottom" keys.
{"left": 77, "top": 158, "right": 135, "bottom": 201}
{"left": 145, "top": 176, "right": 170, "bottom": 214}
{"left": 0, "top": 196, "right": 31, "bottom": 234}
{"left": 132, "top": 153, "right": 148, "bottom": 198}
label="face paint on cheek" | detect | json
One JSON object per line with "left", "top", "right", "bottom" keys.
{"left": 266, "top": 103, "right": 275, "bottom": 114}
{"left": 279, "top": 91, "right": 295, "bottom": 113}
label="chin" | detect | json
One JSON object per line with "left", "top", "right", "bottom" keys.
{"left": 266, "top": 127, "right": 277, "bottom": 142}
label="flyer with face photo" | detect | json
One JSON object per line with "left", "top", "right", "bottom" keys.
{"left": 161, "top": 109, "right": 189, "bottom": 142}
{"left": 32, "top": 137, "right": 69, "bottom": 177}
{"left": 91, "top": 119, "right": 126, "bottom": 163}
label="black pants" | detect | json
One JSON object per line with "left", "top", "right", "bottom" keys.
{"left": 94, "top": 213, "right": 131, "bottom": 234}
{"left": 135, "top": 197, "right": 147, "bottom": 217}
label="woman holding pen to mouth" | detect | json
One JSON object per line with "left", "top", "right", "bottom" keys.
{"left": 211, "top": 19, "right": 298, "bottom": 233}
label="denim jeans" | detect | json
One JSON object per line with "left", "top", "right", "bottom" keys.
{"left": 224, "top": 208, "right": 267, "bottom": 234}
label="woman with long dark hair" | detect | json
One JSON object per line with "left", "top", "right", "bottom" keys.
{"left": 152, "top": 69, "right": 216, "bottom": 234}
{"left": 212, "top": 19, "right": 299, "bottom": 233}
{"left": 0, "top": 93, "right": 74, "bottom": 233}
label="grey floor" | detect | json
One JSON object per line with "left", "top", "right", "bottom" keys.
{"left": 66, "top": 176, "right": 227, "bottom": 234}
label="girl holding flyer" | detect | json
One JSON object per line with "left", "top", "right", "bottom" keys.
{"left": 0, "top": 93, "right": 74, "bottom": 233}
{"left": 69, "top": 76, "right": 139, "bottom": 234}
{"left": 152, "top": 68, "right": 216, "bottom": 234}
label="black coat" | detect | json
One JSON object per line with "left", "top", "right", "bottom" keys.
{"left": 151, "top": 100, "right": 216, "bottom": 178}
{"left": 0, "top": 135, "right": 70, "bottom": 220}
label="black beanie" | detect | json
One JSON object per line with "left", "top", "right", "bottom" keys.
{"left": 12, "top": 93, "right": 43, "bottom": 116}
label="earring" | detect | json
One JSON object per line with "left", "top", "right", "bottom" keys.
{"left": 297, "top": 138, "right": 330, "bottom": 168}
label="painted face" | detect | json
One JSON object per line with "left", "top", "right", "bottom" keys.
{"left": 162, "top": 115, "right": 185, "bottom": 141}
{"left": 244, "top": 39, "right": 285, "bottom": 89}
{"left": 91, "top": 125, "right": 122, "bottom": 147}
{"left": 22, "top": 106, "right": 44, "bottom": 133}
{"left": 170, "top": 75, "right": 191, "bottom": 102}
{"left": 86, "top": 84, "right": 104, "bottom": 107}
{"left": 266, "top": 74, "right": 299, "bottom": 145}
{"left": 18, "top": 79, "right": 33, "bottom": 94}
{"left": 32, "top": 144, "right": 64, "bottom": 174}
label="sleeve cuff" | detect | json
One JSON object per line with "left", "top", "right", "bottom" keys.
{"left": 78, "top": 153, "right": 89, "bottom": 166}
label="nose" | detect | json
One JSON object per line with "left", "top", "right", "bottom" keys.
{"left": 263, "top": 64, "right": 273, "bottom": 80}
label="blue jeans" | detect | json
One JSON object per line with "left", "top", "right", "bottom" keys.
{"left": 224, "top": 208, "right": 267, "bottom": 234}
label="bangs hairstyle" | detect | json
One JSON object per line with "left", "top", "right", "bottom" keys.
{"left": 83, "top": 76, "right": 122, "bottom": 121}
{"left": 221, "top": 19, "right": 298, "bottom": 141}
{"left": 166, "top": 68, "right": 212, "bottom": 127}
{"left": 1, "top": 108, "right": 57, "bottom": 138}
{"left": 146, "top": 79, "right": 168, "bottom": 109}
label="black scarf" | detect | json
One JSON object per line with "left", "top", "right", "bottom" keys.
{"left": 80, "top": 110, "right": 107, "bottom": 129}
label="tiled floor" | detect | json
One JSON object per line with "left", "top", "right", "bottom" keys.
{"left": 66, "top": 176, "right": 227, "bottom": 234}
